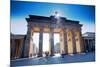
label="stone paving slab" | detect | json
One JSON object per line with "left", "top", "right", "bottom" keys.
{"left": 11, "top": 52, "right": 95, "bottom": 66}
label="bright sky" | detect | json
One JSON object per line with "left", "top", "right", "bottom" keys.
{"left": 11, "top": 1, "right": 95, "bottom": 52}
{"left": 33, "top": 33, "right": 60, "bottom": 52}
{"left": 11, "top": 1, "right": 95, "bottom": 34}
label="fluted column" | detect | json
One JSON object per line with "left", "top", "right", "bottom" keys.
{"left": 83, "top": 39, "right": 87, "bottom": 52}
{"left": 90, "top": 39, "right": 92, "bottom": 51}
{"left": 87, "top": 39, "right": 91, "bottom": 52}
{"left": 71, "top": 30, "right": 76, "bottom": 54}
{"left": 91, "top": 39, "right": 93, "bottom": 48}
{"left": 60, "top": 28, "right": 68, "bottom": 54}
{"left": 75, "top": 31, "right": 81, "bottom": 53}
{"left": 60, "top": 29, "right": 64, "bottom": 54}
{"left": 78, "top": 30, "right": 85, "bottom": 53}
{"left": 29, "top": 30, "right": 34, "bottom": 57}
{"left": 15, "top": 40, "right": 19, "bottom": 58}
{"left": 60, "top": 28, "right": 68, "bottom": 55}
{"left": 11, "top": 39, "right": 16, "bottom": 58}
{"left": 92, "top": 39, "right": 95, "bottom": 51}
{"left": 38, "top": 28, "right": 43, "bottom": 57}
{"left": 49, "top": 28, "right": 54, "bottom": 56}
{"left": 63, "top": 29, "right": 68, "bottom": 54}
{"left": 23, "top": 25, "right": 33, "bottom": 58}
{"left": 18, "top": 39, "right": 23, "bottom": 58}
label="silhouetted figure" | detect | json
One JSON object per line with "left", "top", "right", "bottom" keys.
{"left": 45, "top": 51, "right": 49, "bottom": 57}
{"left": 61, "top": 50, "right": 65, "bottom": 58}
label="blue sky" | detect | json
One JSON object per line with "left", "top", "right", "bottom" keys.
{"left": 11, "top": 1, "right": 95, "bottom": 34}
{"left": 10, "top": 1, "right": 95, "bottom": 52}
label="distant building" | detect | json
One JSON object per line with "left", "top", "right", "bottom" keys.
{"left": 82, "top": 32, "right": 95, "bottom": 52}
{"left": 10, "top": 34, "right": 25, "bottom": 59}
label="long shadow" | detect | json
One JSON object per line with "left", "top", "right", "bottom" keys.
{"left": 11, "top": 52, "right": 95, "bottom": 66}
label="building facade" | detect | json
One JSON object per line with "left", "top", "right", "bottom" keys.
{"left": 10, "top": 15, "right": 95, "bottom": 59}
{"left": 82, "top": 32, "right": 95, "bottom": 52}
{"left": 10, "top": 34, "right": 25, "bottom": 59}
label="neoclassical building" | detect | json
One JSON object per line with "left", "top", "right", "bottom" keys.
{"left": 11, "top": 14, "right": 94, "bottom": 59}
{"left": 82, "top": 32, "right": 95, "bottom": 52}
{"left": 10, "top": 34, "right": 25, "bottom": 59}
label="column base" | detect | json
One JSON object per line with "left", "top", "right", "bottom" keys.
{"left": 61, "top": 53, "right": 67, "bottom": 57}
{"left": 73, "top": 52, "right": 77, "bottom": 54}
{"left": 38, "top": 54, "right": 42, "bottom": 57}
{"left": 23, "top": 55, "right": 29, "bottom": 58}
{"left": 50, "top": 54, "right": 54, "bottom": 56}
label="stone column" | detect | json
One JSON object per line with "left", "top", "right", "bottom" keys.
{"left": 17, "top": 40, "right": 21, "bottom": 58}
{"left": 90, "top": 39, "right": 92, "bottom": 51}
{"left": 87, "top": 39, "right": 91, "bottom": 52}
{"left": 90, "top": 39, "right": 94, "bottom": 52}
{"left": 21, "top": 35, "right": 27, "bottom": 58}
{"left": 17, "top": 39, "right": 21, "bottom": 58}
{"left": 49, "top": 28, "right": 54, "bottom": 56}
{"left": 77, "top": 29, "right": 84, "bottom": 53}
{"left": 15, "top": 40, "right": 19, "bottom": 58}
{"left": 29, "top": 31, "right": 34, "bottom": 57}
{"left": 23, "top": 25, "right": 33, "bottom": 58}
{"left": 91, "top": 39, "right": 93, "bottom": 48}
{"left": 59, "top": 28, "right": 68, "bottom": 55}
{"left": 11, "top": 39, "right": 16, "bottom": 58}
{"left": 71, "top": 30, "right": 76, "bottom": 54}
{"left": 92, "top": 39, "right": 95, "bottom": 51}
{"left": 85, "top": 39, "right": 88, "bottom": 52}
{"left": 84, "top": 39, "right": 87, "bottom": 52}
{"left": 60, "top": 29, "right": 65, "bottom": 54}
{"left": 14, "top": 40, "right": 17, "bottom": 58}
{"left": 38, "top": 28, "right": 43, "bottom": 57}
{"left": 86, "top": 39, "right": 89, "bottom": 52}
{"left": 19, "top": 39, "right": 26, "bottom": 58}
{"left": 93, "top": 39, "right": 95, "bottom": 46}
{"left": 64, "top": 29, "right": 68, "bottom": 54}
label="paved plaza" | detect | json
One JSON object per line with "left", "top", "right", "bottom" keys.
{"left": 11, "top": 52, "right": 95, "bottom": 66}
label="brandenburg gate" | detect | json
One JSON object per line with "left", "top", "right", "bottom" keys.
{"left": 23, "top": 14, "right": 84, "bottom": 58}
